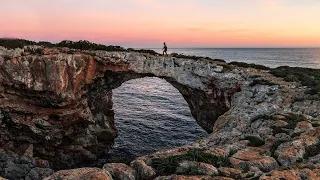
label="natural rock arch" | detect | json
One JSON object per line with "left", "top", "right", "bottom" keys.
{"left": 0, "top": 46, "right": 241, "bottom": 169}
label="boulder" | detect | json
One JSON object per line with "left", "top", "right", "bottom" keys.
{"left": 308, "top": 154, "right": 320, "bottom": 164}
{"left": 294, "top": 121, "right": 313, "bottom": 134}
{"left": 2, "top": 161, "right": 31, "bottom": 180}
{"left": 218, "top": 167, "right": 242, "bottom": 178}
{"left": 44, "top": 167, "right": 112, "bottom": 180}
{"left": 103, "top": 163, "right": 135, "bottom": 180}
{"left": 230, "top": 147, "right": 279, "bottom": 172}
{"left": 176, "top": 161, "right": 218, "bottom": 176}
{"left": 276, "top": 128, "right": 320, "bottom": 166}
{"left": 131, "top": 160, "right": 156, "bottom": 180}
{"left": 260, "top": 168, "right": 320, "bottom": 180}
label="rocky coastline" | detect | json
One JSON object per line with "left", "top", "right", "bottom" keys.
{"left": 0, "top": 44, "right": 319, "bottom": 180}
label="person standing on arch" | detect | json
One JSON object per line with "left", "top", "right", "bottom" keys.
{"left": 162, "top": 42, "right": 168, "bottom": 56}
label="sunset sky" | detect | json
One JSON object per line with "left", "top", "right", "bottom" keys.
{"left": 1, "top": 0, "right": 320, "bottom": 48}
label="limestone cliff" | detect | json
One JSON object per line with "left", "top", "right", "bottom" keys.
{"left": 0, "top": 46, "right": 319, "bottom": 180}
{"left": 0, "top": 46, "right": 240, "bottom": 170}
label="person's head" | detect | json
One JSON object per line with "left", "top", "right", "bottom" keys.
{"left": 164, "top": 42, "right": 166, "bottom": 45}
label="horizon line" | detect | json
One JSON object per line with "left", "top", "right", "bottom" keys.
{"left": 1, "top": 37, "right": 319, "bottom": 49}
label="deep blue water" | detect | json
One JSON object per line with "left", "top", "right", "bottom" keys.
{"left": 110, "top": 48, "right": 320, "bottom": 159}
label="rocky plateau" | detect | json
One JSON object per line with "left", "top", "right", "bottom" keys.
{"left": 0, "top": 45, "right": 319, "bottom": 180}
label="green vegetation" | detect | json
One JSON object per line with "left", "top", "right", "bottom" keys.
{"left": 0, "top": 38, "right": 228, "bottom": 62}
{"left": 270, "top": 66, "right": 320, "bottom": 98}
{"left": 0, "top": 38, "right": 126, "bottom": 52}
{"left": 56, "top": 40, "right": 126, "bottom": 51}
{"left": 283, "top": 114, "right": 306, "bottom": 129}
{"left": 127, "top": 48, "right": 159, "bottom": 55}
{"left": 228, "top": 61, "right": 270, "bottom": 70}
{"left": 151, "top": 148, "right": 232, "bottom": 176}
{"left": 251, "top": 114, "right": 277, "bottom": 123}
{"left": 312, "top": 123, "right": 320, "bottom": 127}
{"left": 271, "top": 125, "right": 289, "bottom": 136}
{"left": 296, "top": 158, "right": 304, "bottom": 163}
{"left": 152, "top": 156, "right": 180, "bottom": 175}
{"left": 244, "top": 136, "right": 266, "bottom": 147}
{"left": 270, "top": 114, "right": 306, "bottom": 136}
{"left": 221, "top": 61, "right": 320, "bottom": 100}
{"left": 37, "top": 41, "right": 55, "bottom": 47}
{"left": 249, "top": 79, "right": 278, "bottom": 87}
{"left": 221, "top": 64, "right": 234, "bottom": 72}
{"left": 228, "top": 149, "right": 238, "bottom": 156}
{"left": 0, "top": 38, "right": 37, "bottom": 49}
{"left": 171, "top": 53, "right": 226, "bottom": 63}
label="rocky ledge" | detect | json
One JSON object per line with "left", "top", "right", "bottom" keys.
{"left": 0, "top": 46, "right": 319, "bottom": 179}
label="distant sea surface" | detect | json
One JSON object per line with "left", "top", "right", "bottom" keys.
{"left": 153, "top": 48, "right": 320, "bottom": 69}
{"left": 109, "top": 48, "right": 320, "bottom": 160}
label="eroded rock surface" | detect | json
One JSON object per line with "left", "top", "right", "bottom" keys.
{"left": 102, "top": 163, "right": 135, "bottom": 180}
{"left": 44, "top": 167, "right": 112, "bottom": 180}
{"left": 0, "top": 46, "right": 239, "bottom": 170}
{"left": 0, "top": 46, "right": 319, "bottom": 179}
{"left": 0, "top": 150, "right": 53, "bottom": 180}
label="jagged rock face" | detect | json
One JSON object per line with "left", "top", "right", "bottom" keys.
{"left": 111, "top": 68, "right": 319, "bottom": 180}
{"left": 0, "top": 46, "right": 240, "bottom": 169}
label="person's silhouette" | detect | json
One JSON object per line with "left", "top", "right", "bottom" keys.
{"left": 162, "top": 42, "right": 167, "bottom": 55}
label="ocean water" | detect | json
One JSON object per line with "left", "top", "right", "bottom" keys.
{"left": 110, "top": 48, "right": 320, "bottom": 159}
{"left": 155, "top": 48, "right": 320, "bottom": 69}
{"left": 111, "top": 77, "right": 207, "bottom": 158}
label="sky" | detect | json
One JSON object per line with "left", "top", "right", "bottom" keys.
{"left": 1, "top": 0, "right": 320, "bottom": 48}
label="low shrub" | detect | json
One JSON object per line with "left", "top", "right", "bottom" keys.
{"left": 0, "top": 38, "right": 36, "bottom": 49}
{"left": 244, "top": 136, "right": 265, "bottom": 147}
{"left": 151, "top": 148, "right": 232, "bottom": 176}
{"left": 171, "top": 53, "right": 203, "bottom": 60}
{"left": 284, "top": 114, "right": 306, "bottom": 129}
{"left": 249, "top": 79, "right": 278, "bottom": 87}
{"left": 228, "top": 61, "right": 270, "bottom": 70}
{"left": 228, "top": 149, "right": 238, "bottom": 157}
{"left": 271, "top": 126, "right": 289, "bottom": 136}
{"left": 0, "top": 38, "right": 127, "bottom": 52}
{"left": 312, "top": 123, "right": 320, "bottom": 127}
{"left": 127, "top": 48, "right": 159, "bottom": 55}
{"left": 171, "top": 53, "right": 226, "bottom": 63}
{"left": 251, "top": 114, "right": 277, "bottom": 123}
{"left": 221, "top": 64, "right": 234, "bottom": 72}
{"left": 270, "top": 114, "right": 306, "bottom": 136}
{"left": 270, "top": 66, "right": 320, "bottom": 96}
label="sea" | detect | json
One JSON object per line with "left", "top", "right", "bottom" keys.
{"left": 109, "top": 48, "right": 320, "bottom": 159}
